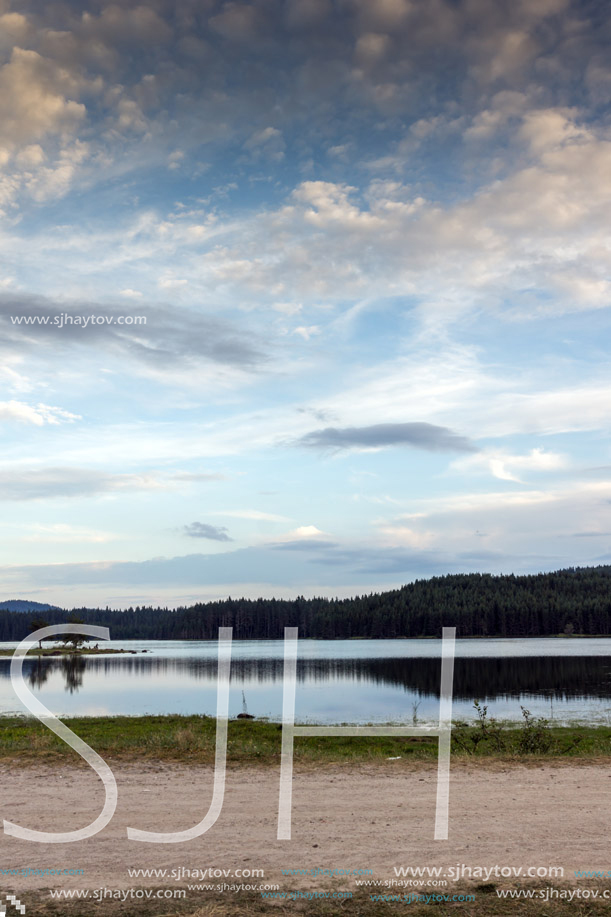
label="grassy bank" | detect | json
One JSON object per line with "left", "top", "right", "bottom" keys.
{"left": 0, "top": 713, "right": 610, "bottom": 764}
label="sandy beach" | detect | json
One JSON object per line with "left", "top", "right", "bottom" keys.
{"left": 1, "top": 759, "right": 609, "bottom": 894}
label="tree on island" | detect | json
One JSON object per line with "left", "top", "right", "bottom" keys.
{"left": 28, "top": 618, "right": 50, "bottom": 650}
{"left": 61, "top": 615, "right": 89, "bottom": 653}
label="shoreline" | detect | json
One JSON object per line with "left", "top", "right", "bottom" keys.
{"left": 1, "top": 714, "right": 610, "bottom": 764}
{"left": 1, "top": 633, "right": 610, "bottom": 645}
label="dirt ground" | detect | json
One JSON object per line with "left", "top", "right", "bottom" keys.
{"left": 0, "top": 759, "right": 609, "bottom": 894}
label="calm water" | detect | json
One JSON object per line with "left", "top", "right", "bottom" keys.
{"left": 1, "top": 637, "right": 611, "bottom": 725}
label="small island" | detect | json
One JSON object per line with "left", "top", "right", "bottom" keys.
{"left": 0, "top": 646, "right": 144, "bottom": 656}
{"left": 0, "top": 613, "right": 149, "bottom": 657}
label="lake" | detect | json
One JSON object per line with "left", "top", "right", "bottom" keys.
{"left": 1, "top": 637, "right": 611, "bottom": 725}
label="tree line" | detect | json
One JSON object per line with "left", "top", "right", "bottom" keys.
{"left": 2, "top": 566, "right": 611, "bottom": 642}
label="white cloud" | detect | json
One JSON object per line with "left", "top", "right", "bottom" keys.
{"left": 293, "top": 325, "right": 320, "bottom": 340}
{"left": 168, "top": 115, "right": 611, "bottom": 322}
{"left": 0, "top": 366, "right": 33, "bottom": 393}
{"left": 305, "top": 340, "right": 611, "bottom": 441}
{"left": 71, "top": 117, "right": 598, "bottom": 326}
{"left": 167, "top": 150, "right": 184, "bottom": 171}
{"left": 471, "top": 29, "right": 539, "bottom": 82}
{"left": 0, "top": 12, "right": 29, "bottom": 51}
{"left": 399, "top": 480, "right": 611, "bottom": 519}
{"left": 158, "top": 274, "right": 188, "bottom": 289}
{"left": 80, "top": 5, "right": 172, "bottom": 46}
{"left": 15, "top": 143, "right": 46, "bottom": 166}
{"left": 292, "top": 525, "right": 324, "bottom": 537}
{"left": 463, "top": 91, "right": 528, "bottom": 142}
{"left": 518, "top": 108, "right": 590, "bottom": 155}
{"left": 273, "top": 302, "right": 302, "bottom": 315}
{"left": 0, "top": 48, "right": 86, "bottom": 150}
{"left": 376, "top": 524, "right": 434, "bottom": 548}
{"left": 0, "top": 467, "right": 225, "bottom": 501}
{"left": 246, "top": 127, "right": 281, "bottom": 147}
{"left": 369, "top": 477, "right": 611, "bottom": 569}
{"left": 454, "top": 448, "right": 568, "bottom": 483}
{"left": 115, "top": 96, "right": 148, "bottom": 133}
{"left": 24, "top": 140, "right": 91, "bottom": 201}
{"left": 0, "top": 400, "right": 80, "bottom": 425}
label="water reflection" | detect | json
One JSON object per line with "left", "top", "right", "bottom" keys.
{"left": 5, "top": 653, "right": 611, "bottom": 702}
{"left": 25, "top": 656, "right": 86, "bottom": 694}
{"left": 27, "top": 658, "right": 51, "bottom": 691}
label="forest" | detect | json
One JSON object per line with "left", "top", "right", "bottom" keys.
{"left": 1, "top": 566, "right": 611, "bottom": 642}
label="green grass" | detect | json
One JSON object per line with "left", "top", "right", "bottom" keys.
{"left": 1, "top": 713, "right": 611, "bottom": 765}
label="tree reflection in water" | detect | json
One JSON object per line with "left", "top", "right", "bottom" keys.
{"left": 11, "top": 651, "right": 611, "bottom": 709}
{"left": 26, "top": 656, "right": 86, "bottom": 694}
{"left": 27, "top": 658, "right": 52, "bottom": 691}
{"left": 61, "top": 655, "right": 86, "bottom": 694}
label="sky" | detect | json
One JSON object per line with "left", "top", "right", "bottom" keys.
{"left": 0, "top": 0, "right": 610, "bottom": 609}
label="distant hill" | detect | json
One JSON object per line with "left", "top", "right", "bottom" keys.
{"left": 1, "top": 567, "right": 611, "bottom": 639}
{"left": 0, "top": 600, "right": 61, "bottom": 613}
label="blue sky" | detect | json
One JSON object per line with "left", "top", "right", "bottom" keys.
{"left": 0, "top": 0, "right": 610, "bottom": 608}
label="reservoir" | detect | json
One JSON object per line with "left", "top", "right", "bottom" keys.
{"left": 1, "top": 637, "right": 610, "bottom": 725}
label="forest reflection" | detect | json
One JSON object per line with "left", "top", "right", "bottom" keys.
{"left": 26, "top": 655, "right": 86, "bottom": 694}
{"left": 5, "top": 654, "right": 611, "bottom": 700}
